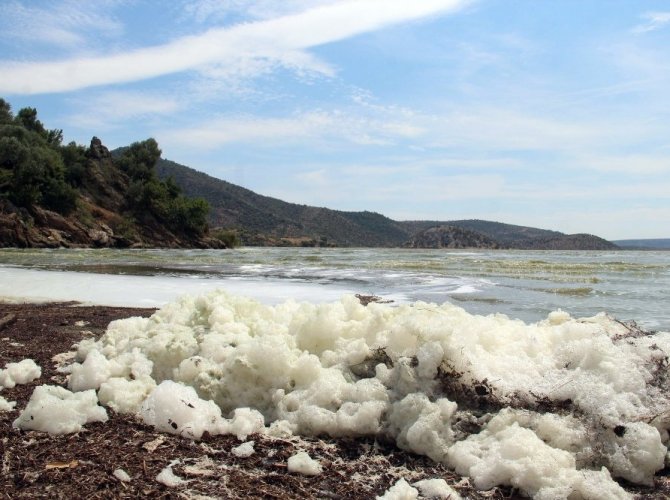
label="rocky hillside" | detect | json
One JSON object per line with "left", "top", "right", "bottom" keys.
{"left": 0, "top": 99, "right": 221, "bottom": 249}
{"left": 403, "top": 225, "right": 499, "bottom": 249}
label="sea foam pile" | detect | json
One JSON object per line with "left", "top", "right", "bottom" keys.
{"left": 13, "top": 291, "right": 670, "bottom": 498}
{"left": 0, "top": 358, "right": 41, "bottom": 411}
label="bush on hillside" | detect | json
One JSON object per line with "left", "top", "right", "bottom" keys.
{"left": 117, "top": 139, "right": 209, "bottom": 236}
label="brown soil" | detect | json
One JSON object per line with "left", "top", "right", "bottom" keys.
{"left": 0, "top": 303, "right": 666, "bottom": 499}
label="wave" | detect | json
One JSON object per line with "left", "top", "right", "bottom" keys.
{"left": 543, "top": 287, "right": 595, "bottom": 297}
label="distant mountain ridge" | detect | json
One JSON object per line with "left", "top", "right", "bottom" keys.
{"left": 614, "top": 239, "right": 670, "bottom": 250}
{"left": 406, "top": 220, "right": 617, "bottom": 250}
{"left": 156, "top": 158, "right": 618, "bottom": 250}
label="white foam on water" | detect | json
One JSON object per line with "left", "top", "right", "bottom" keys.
{"left": 0, "top": 266, "right": 355, "bottom": 307}
{"left": 450, "top": 285, "right": 480, "bottom": 294}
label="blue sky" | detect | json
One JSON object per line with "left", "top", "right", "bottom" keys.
{"left": 1, "top": 0, "right": 668, "bottom": 240}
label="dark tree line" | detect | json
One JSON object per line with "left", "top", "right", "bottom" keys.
{"left": 0, "top": 99, "right": 78, "bottom": 213}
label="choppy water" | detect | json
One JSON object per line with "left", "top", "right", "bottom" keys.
{"left": 1, "top": 247, "right": 668, "bottom": 331}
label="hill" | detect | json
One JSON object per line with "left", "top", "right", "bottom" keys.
{"left": 430, "top": 219, "right": 563, "bottom": 246}
{"left": 403, "top": 225, "right": 499, "bottom": 249}
{"left": 156, "top": 159, "right": 619, "bottom": 250}
{"left": 613, "top": 239, "right": 670, "bottom": 250}
{"left": 0, "top": 99, "right": 221, "bottom": 249}
{"left": 401, "top": 219, "right": 617, "bottom": 250}
{"left": 156, "top": 159, "right": 409, "bottom": 247}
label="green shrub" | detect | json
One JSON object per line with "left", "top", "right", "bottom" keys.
{"left": 211, "top": 228, "right": 241, "bottom": 248}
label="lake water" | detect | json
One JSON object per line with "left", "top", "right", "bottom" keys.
{"left": 1, "top": 247, "right": 668, "bottom": 331}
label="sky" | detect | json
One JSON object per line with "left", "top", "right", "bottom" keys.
{"left": 0, "top": 0, "right": 669, "bottom": 240}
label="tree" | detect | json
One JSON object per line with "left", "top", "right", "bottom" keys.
{"left": 61, "top": 141, "right": 87, "bottom": 186}
{"left": 15, "top": 107, "right": 46, "bottom": 135}
{"left": 46, "top": 128, "right": 63, "bottom": 147}
{"left": 116, "top": 138, "right": 161, "bottom": 182}
{"left": 8, "top": 143, "right": 76, "bottom": 213}
{"left": 170, "top": 196, "right": 209, "bottom": 235}
{"left": 13, "top": 106, "right": 62, "bottom": 146}
{"left": 0, "top": 99, "right": 12, "bottom": 124}
{"left": 0, "top": 136, "right": 29, "bottom": 170}
{"left": 0, "top": 102, "right": 76, "bottom": 214}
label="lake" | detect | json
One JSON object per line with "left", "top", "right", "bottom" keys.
{"left": 1, "top": 247, "right": 668, "bottom": 331}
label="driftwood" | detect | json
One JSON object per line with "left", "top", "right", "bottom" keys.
{"left": 355, "top": 294, "right": 394, "bottom": 306}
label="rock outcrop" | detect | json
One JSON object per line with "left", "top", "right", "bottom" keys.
{"left": 403, "top": 225, "right": 500, "bottom": 249}
{"left": 521, "top": 233, "right": 618, "bottom": 250}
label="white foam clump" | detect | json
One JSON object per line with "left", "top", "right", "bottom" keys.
{"left": 59, "top": 291, "right": 670, "bottom": 497}
{"left": 448, "top": 410, "right": 632, "bottom": 499}
{"left": 139, "top": 380, "right": 265, "bottom": 440}
{"left": 412, "top": 478, "right": 461, "bottom": 499}
{"left": 140, "top": 380, "right": 223, "bottom": 439}
{"left": 0, "top": 395, "right": 15, "bottom": 411}
{"left": 113, "top": 468, "right": 132, "bottom": 482}
{"left": 0, "top": 358, "right": 41, "bottom": 388}
{"left": 156, "top": 463, "right": 187, "bottom": 487}
{"left": 387, "top": 393, "right": 457, "bottom": 462}
{"left": 12, "top": 385, "right": 108, "bottom": 434}
{"left": 287, "top": 451, "right": 322, "bottom": 476}
{"left": 0, "top": 359, "right": 42, "bottom": 412}
{"left": 377, "top": 478, "right": 418, "bottom": 500}
{"left": 232, "top": 441, "right": 255, "bottom": 458}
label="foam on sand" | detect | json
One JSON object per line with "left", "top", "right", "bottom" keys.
{"left": 13, "top": 385, "right": 108, "bottom": 434}
{"left": 0, "top": 358, "right": 41, "bottom": 411}
{"left": 287, "top": 451, "right": 323, "bottom": 476}
{"left": 0, "top": 358, "right": 41, "bottom": 389}
{"left": 13, "top": 290, "right": 670, "bottom": 497}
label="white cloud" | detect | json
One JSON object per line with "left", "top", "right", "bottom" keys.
{"left": 285, "top": 164, "right": 507, "bottom": 203}
{"left": 632, "top": 11, "right": 670, "bottom": 34}
{"left": 604, "top": 41, "right": 670, "bottom": 83}
{"left": 0, "top": 0, "right": 124, "bottom": 48}
{"left": 425, "top": 107, "right": 606, "bottom": 151}
{"left": 160, "top": 113, "right": 324, "bottom": 147}
{"left": 158, "top": 100, "right": 668, "bottom": 185}
{"left": 0, "top": 0, "right": 467, "bottom": 94}
{"left": 182, "top": 0, "right": 341, "bottom": 24}
{"left": 296, "top": 169, "right": 330, "bottom": 186}
{"left": 66, "top": 91, "right": 181, "bottom": 130}
{"left": 158, "top": 109, "right": 426, "bottom": 148}
{"left": 518, "top": 206, "right": 670, "bottom": 240}
{"left": 576, "top": 154, "right": 670, "bottom": 174}
{"left": 420, "top": 157, "right": 523, "bottom": 170}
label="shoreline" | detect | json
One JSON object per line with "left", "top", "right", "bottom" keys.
{"left": 1, "top": 301, "right": 668, "bottom": 498}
